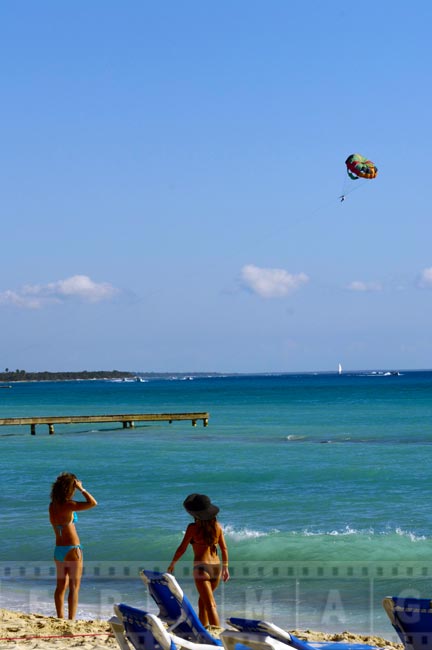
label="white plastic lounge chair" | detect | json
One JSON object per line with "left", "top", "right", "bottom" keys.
{"left": 110, "top": 604, "right": 217, "bottom": 650}
{"left": 141, "top": 569, "right": 219, "bottom": 644}
{"left": 226, "top": 617, "right": 378, "bottom": 650}
{"left": 220, "top": 629, "right": 297, "bottom": 650}
{"left": 110, "top": 603, "right": 294, "bottom": 650}
{"left": 226, "top": 618, "right": 310, "bottom": 650}
{"left": 383, "top": 596, "right": 432, "bottom": 650}
{"left": 110, "top": 608, "right": 134, "bottom": 650}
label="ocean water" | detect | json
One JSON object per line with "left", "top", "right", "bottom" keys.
{"left": 1, "top": 371, "right": 432, "bottom": 640}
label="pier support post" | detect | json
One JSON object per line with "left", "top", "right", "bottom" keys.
{"left": 122, "top": 421, "right": 127, "bottom": 428}
{"left": 31, "top": 424, "right": 36, "bottom": 435}
{"left": 203, "top": 418, "right": 208, "bottom": 427}
{"left": 48, "top": 424, "right": 54, "bottom": 435}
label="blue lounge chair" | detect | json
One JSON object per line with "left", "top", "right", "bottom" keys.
{"left": 226, "top": 619, "right": 310, "bottom": 650}
{"left": 140, "top": 569, "right": 220, "bottom": 644}
{"left": 111, "top": 603, "right": 295, "bottom": 650}
{"left": 110, "top": 605, "right": 176, "bottom": 650}
{"left": 382, "top": 596, "right": 432, "bottom": 650}
{"left": 226, "top": 617, "right": 377, "bottom": 650}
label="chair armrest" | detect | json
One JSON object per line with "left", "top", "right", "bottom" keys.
{"left": 220, "top": 630, "right": 295, "bottom": 650}
{"left": 109, "top": 615, "right": 132, "bottom": 650}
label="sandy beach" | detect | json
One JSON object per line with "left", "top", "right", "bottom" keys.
{"left": 0, "top": 609, "right": 116, "bottom": 649}
{"left": 0, "top": 608, "right": 402, "bottom": 650}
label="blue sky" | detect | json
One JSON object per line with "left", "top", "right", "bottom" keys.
{"left": 1, "top": 1, "right": 431, "bottom": 373}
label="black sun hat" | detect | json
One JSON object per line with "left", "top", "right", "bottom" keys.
{"left": 183, "top": 493, "right": 220, "bottom": 521}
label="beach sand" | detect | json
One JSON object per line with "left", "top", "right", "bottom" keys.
{"left": 0, "top": 609, "right": 116, "bottom": 649}
{"left": 0, "top": 608, "right": 402, "bottom": 650}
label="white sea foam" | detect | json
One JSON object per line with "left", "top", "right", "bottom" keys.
{"left": 301, "top": 525, "right": 366, "bottom": 537}
{"left": 223, "top": 524, "right": 272, "bottom": 541}
{"left": 298, "top": 526, "right": 427, "bottom": 541}
{"left": 394, "top": 527, "right": 427, "bottom": 542}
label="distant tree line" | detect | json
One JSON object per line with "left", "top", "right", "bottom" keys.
{"left": 0, "top": 369, "right": 134, "bottom": 382}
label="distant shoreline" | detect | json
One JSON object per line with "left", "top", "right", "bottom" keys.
{"left": 0, "top": 368, "right": 430, "bottom": 385}
{"left": 0, "top": 370, "right": 229, "bottom": 383}
{"left": 0, "top": 371, "right": 135, "bottom": 383}
{"left": 0, "top": 371, "right": 229, "bottom": 382}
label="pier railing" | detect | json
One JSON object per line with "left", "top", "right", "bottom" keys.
{"left": 0, "top": 412, "right": 209, "bottom": 434}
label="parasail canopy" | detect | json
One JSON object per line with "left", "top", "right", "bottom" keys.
{"left": 345, "top": 153, "right": 378, "bottom": 180}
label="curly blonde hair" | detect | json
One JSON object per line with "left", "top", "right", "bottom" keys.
{"left": 50, "top": 472, "right": 77, "bottom": 503}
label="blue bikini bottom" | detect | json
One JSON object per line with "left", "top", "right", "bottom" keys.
{"left": 54, "top": 545, "right": 82, "bottom": 562}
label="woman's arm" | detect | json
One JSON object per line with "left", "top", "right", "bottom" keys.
{"left": 167, "top": 524, "right": 194, "bottom": 573}
{"left": 71, "top": 479, "right": 98, "bottom": 510}
{"left": 218, "top": 527, "right": 230, "bottom": 582}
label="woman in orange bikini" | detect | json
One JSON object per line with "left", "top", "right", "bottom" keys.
{"left": 49, "top": 472, "right": 97, "bottom": 619}
{"left": 168, "top": 494, "right": 229, "bottom": 627}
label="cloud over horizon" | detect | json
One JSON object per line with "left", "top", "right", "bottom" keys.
{"left": 417, "top": 267, "right": 432, "bottom": 289}
{"left": 0, "top": 275, "right": 119, "bottom": 309}
{"left": 346, "top": 280, "right": 383, "bottom": 292}
{"left": 241, "top": 264, "right": 309, "bottom": 298}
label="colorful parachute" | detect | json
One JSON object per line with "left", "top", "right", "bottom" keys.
{"left": 345, "top": 153, "right": 378, "bottom": 180}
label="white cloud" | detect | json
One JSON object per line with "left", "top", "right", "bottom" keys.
{"left": 240, "top": 264, "right": 309, "bottom": 298}
{"left": 347, "top": 280, "right": 382, "bottom": 292}
{"left": 0, "top": 275, "right": 119, "bottom": 309}
{"left": 417, "top": 267, "right": 432, "bottom": 289}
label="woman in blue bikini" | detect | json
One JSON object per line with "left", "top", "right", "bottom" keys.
{"left": 49, "top": 472, "right": 97, "bottom": 619}
{"left": 168, "top": 494, "right": 229, "bottom": 627}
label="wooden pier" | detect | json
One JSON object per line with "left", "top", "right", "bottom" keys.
{"left": 0, "top": 412, "right": 209, "bottom": 435}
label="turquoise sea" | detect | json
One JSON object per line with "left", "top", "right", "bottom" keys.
{"left": 1, "top": 371, "right": 432, "bottom": 640}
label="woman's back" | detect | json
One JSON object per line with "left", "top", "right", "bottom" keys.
{"left": 189, "top": 521, "right": 221, "bottom": 562}
{"left": 49, "top": 502, "right": 80, "bottom": 546}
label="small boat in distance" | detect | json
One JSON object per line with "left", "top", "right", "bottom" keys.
{"left": 338, "top": 363, "right": 342, "bottom": 375}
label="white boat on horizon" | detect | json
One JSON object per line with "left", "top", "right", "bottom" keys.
{"left": 338, "top": 363, "right": 342, "bottom": 375}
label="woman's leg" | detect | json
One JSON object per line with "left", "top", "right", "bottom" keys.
{"left": 54, "top": 561, "right": 69, "bottom": 618}
{"left": 197, "top": 593, "right": 209, "bottom": 627}
{"left": 64, "top": 548, "right": 83, "bottom": 620}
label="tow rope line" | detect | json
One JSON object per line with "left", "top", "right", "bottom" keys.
{"left": 0, "top": 631, "right": 114, "bottom": 640}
